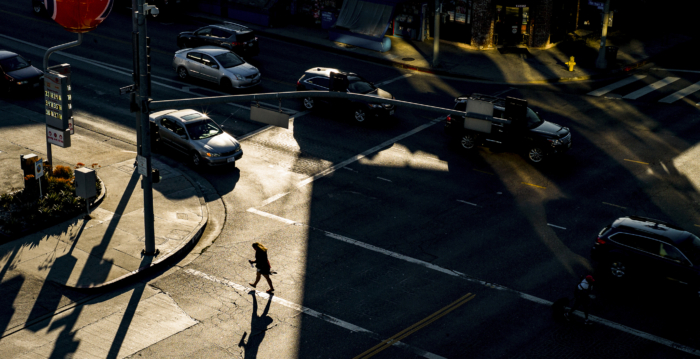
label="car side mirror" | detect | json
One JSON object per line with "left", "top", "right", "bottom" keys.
{"left": 180, "top": 134, "right": 187, "bottom": 139}
{"left": 212, "top": 64, "right": 219, "bottom": 69}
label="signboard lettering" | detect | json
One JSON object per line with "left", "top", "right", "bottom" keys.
{"left": 46, "top": 125, "right": 72, "bottom": 148}
{"left": 44, "top": 70, "right": 72, "bottom": 130}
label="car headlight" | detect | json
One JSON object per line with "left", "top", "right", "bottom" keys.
{"left": 234, "top": 74, "right": 243, "bottom": 80}
{"left": 548, "top": 138, "right": 562, "bottom": 146}
{"left": 206, "top": 152, "right": 221, "bottom": 157}
{"left": 368, "top": 103, "right": 382, "bottom": 108}
{"left": 17, "top": 80, "right": 29, "bottom": 85}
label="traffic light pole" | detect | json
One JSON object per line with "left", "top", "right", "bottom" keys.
{"left": 135, "top": 0, "right": 157, "bottom": 256}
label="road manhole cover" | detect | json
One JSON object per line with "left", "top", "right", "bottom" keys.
{"left": 402, "top": 57, "right": 415, "bottom": 61}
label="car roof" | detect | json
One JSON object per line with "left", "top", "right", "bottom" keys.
{"left": 214, "top": 22, "right": 252, "bottom": 33}
{"left": 304, "top": 67, "right": 362, "bottom": 79}
{"left": 0, "top": 50, "right": 18, "bottom": 61}
{"left": 156, "top": 109, "right": 209, "bottom": 124}
{"left": 611, "top": 216, "right": 690, "bottom": 245}
{"left": 188, "top": 46, "right": 231, "bottom": 56}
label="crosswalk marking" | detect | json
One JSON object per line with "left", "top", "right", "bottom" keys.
{"left": 587, "top": 74, "right": 646, "bottom": 96}
{"left": 659, "top": 81, "right": 700, "bottom": 103}
{"left": 622, "top": 77, "right": 680, "bottom": 99}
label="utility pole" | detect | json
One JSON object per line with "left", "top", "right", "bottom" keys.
{"left": 134, "top": 0, "right": 157, "bottom": 256}
{"left": 595, "top": 0, "right": 611, "bottom": 69}
{"left": 433, "top": 0, "right": 440, "bottom": 67}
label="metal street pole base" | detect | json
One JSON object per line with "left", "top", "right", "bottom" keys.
{"left": 142, "top": 248, "right": 160, "bottom": 257}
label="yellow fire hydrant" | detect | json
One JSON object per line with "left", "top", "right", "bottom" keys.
{"left": 565, "top": 56, "right": 576, "bottom": 71}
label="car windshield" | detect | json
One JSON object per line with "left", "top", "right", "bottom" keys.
{"left": 186, "top": 119, "right": 222, "bottom": 140}
{"left": 0, "top": 55, "right": 30, "bottom": 72}
{"left": 680, "top": 233, "right": 700, "bottom": 264}
{"left": 214, "top": 52, "right": 244, "bottom": 68}
{"left": 347, "top": 76, "right": 375, "bottom": 94}
{"left": 526, "top": 108, "right": 544, "bottom": 128}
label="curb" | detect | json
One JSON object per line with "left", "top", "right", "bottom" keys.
{"left": 64, "top": 157, "right": 210, "bottom": 290}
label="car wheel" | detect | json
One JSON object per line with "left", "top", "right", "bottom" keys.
{"left": 303, "top": 97, "right": 314, "bottom": 110}
{"left": 460, "top": 133, "right": 477, "bottom": 150}
{"left": 354, "top": 108, "right": 367, "bottom": 123}
{"left": 527, "top": 147, "right": 545, "bottom": 163}
{"left": 610, "top": 259, "right": 626, "bottom": 279}
{"left": 177, "top": 67, "right": 188, "bottom": 80}
{"left": 221, "top": 78, "right": 234, "bottom": 92}
{"left": 191, "top": 152, "right": 202, "bottom": 167}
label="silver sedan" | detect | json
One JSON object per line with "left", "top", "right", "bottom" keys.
{"left": 149, "top": 109, "right": 243, "bottom": 167}
{"left": 172, "top": 46, "right": 261, "bottom": 91}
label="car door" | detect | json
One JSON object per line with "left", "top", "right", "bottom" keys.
{"left": 610, "top": 234, "right": 664, "bottom": 279}
{"left": 199, "top": 54, "right": 220, "bottom": 83}
{"left": 160, "top": 118, "right": 189, "bottom": 153}
{"left": 185, "top": 52, "right": 204, "bottom": 79}
{"left": 659, "top": 242, "right": 696, "bottom": 287}
{"left": 209, "top": 28, "right": 231, "bottom": 48}
{"left": 193, "top": 27, "right": 212, "bottom": 47}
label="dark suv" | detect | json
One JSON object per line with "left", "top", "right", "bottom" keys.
{"left": 296, "top": 67, "right": 395, "bottom": 123}
{"left": 591, "top": 216, "right": 700, "bottom": 298}
{"left": 177, "top": 22, "right": 259, "bottom": 58}
{"left": 444, "top": 94, "right": 571, "bottom": 163}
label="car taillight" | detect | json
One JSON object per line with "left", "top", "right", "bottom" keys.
{"left": 596, "top": 238, "right": 606, "bottom": 245}
{"left": 296, "top": 81, "right": 300, "bottom": 86}
{"left": 231, "top": 41, "right": 242, "bottom": 46}
{"left": 446, "top": 114, "right": 452, "bottom": 123}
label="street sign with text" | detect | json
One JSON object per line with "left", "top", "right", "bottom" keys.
{"left": 44, "top": 71, "right": 72, "bottom": 130}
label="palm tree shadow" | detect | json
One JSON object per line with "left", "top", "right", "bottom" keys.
{"left": 239, "top": 291, "right": 273, "bottom": 359}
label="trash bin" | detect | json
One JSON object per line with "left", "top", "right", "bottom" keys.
{"left": 605, "top": 46, "right": 618, "bottom": 62}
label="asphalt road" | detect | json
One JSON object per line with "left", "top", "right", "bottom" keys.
{"left": 1, "top": 2, "right": 700, "bottom": 358}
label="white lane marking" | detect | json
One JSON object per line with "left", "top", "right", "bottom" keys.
{"left": 0, "top": 34, "right": 298, "bottom": 114}
{"left": 375, "top": 73, "right": 414, "bottom": 86}
{"left": 377, "top": 177, "right": 392, "bottom": 182}
{"left": 255, "top": 118, "right": 442, "bottom": 207}
{"left": 622, "top": 77, "right": 680, "bottom": 99}
{"left": 651, "top": 68, "right": 700, "bottom": 74}
{"left": 659, "top": 81, "right": 700, "bottom": 103}
{"left": 246, "top": 209, "right": 700, "bottom": 357}
{"left": 456, "top": 200, "right": 478, "bottom": 206}
{"left": 247, "top": 208, "right": 297, "bottom": 224}
{"left": 587, "top": 75, "right": 646, "bottom": 96}
{"left": 184, "top": 269, "right": 446, "bottom": 359}
{"left": 546, "top": 223, "right": 567, "bottom": 230}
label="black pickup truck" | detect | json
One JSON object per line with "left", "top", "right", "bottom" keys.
{"left": 444, "top": 94, "right": 572, "bottom": 163}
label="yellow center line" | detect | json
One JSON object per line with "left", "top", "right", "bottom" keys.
{"left": 522, "top": 182, "right": 546, "bottom": 189}
{"left": 695, "top": 224, "right": 700, "bottom": 228}
{"left": 624, "top": 159, "right": 650, "bottom": 165}
{"left": 603, "top": 202, "right": 627, "bottom": 209}
{"left": 473, "top": 169, "right": 494, "bottom": 175}
{"left": 354, "top": 293, "right": 476, "bottom": 359}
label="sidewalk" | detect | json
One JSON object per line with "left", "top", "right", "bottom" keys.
{"left": 0, "top": 99, "right": 216, "bottom": 335}
{"left": 193, "top": 12, "right": 694, "bottom": 83}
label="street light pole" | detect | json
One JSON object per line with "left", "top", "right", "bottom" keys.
{"left": 135, "top": 0, "right": 156, "bottom": 256}
{"left": 595, "top": 0, "right": 611, "bottom": 69}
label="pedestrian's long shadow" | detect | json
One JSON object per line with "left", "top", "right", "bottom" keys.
{"left": 240, "top": 291, "right": 273, "bottom": 359}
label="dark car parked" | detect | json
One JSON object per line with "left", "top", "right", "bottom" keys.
{"left": 296, "top": 67, "right": 395, "bottom": 123}
{"left": 591, "top": 216, "right": 700, "bottom": 298}
{"left": 444, "top": 93, "right": 571, "bottom": 163}
{"left": 0, "top": 50, "right": 43, "bottom": 94}
{"left": 177, "top": 22, "right": 259, "bottom": 58}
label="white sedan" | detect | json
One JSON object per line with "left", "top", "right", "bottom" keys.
{"left": 172, "top": 46, "right": 261, "bottom": 91}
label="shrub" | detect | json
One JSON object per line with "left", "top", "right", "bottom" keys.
{"left": 52, "top": 165, "right": 73, "bottom": 179}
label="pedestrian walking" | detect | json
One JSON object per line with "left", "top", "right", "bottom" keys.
{"left": 248, "top": 242, "right": 275, "bottom": 293}
{"left": 565, "top": 274, "right": 595, "bottom": 325}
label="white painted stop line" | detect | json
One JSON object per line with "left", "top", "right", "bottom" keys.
{"left": 245, "top": 209, "right": 700, "bottom": 357}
